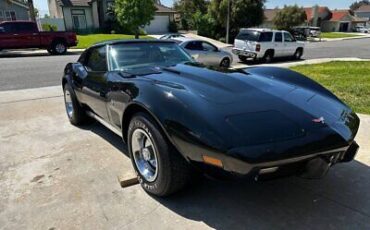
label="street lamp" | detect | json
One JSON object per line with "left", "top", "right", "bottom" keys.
{"left": 226, "top": 0, "right": 231, "bottom": 44}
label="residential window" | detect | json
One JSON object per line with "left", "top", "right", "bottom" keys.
{"left": 0, "top": 11, "right": 4, "bottom": 21}
{"left": 71, "top": 9, "right": 87, "bottom": 30}
{"left": 5, "top": 11, "right": 16, "bottom": 21}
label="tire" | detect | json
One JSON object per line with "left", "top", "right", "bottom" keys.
{"left": 220, "top": 57, "right": 231, "bottom": 68}
{"left": 294, "top": 48, "right": 303, "bottom": 60}
{"left": 263, "top": 51, "right": 274, "bottom": 63}
{"left": 238, "top": 55, "right": 248, "bottom": 63}
{"left": 51, "top": 40, "right": 67, "bottom": 55}
{"left": 128, "top": 113, "right": 193, "bottom": 197}
{"left": 63, "top": 83, "right": 90, "bottom": 126}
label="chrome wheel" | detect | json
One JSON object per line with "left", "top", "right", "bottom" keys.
{"left": 55, "top": 43, "right": 66, "bottom": 54}
{"left": 64, "top": 89, "right": 73, "bottom": 118}
{"left": 131, "top": 129, "right": 158, "bottom": 182}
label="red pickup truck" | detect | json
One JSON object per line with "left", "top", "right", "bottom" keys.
{"left": 0, "top": 21, "right": 78, "bottom": 55}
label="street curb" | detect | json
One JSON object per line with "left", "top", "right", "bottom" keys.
{"left": 231, "top": 58, "right": 370, "bottom": 69}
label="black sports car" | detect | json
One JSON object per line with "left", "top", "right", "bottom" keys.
{"left": 62, "top": 40, "right": 360, "bottom": 196}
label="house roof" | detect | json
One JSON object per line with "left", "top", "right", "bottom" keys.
{"left": 354, "top": 4, "right": 370, "bottom": 12}
{"left": 57, "top": 0, "right": 91, "bottom": 7}
{"left": 303, "top": 6, "right": 330, "bottom": 20}
{"left": 8, "top": 0, "right": 29, "bottom": 9}
{"left": 330, "top": 10, "right": 351, "bottom": 21}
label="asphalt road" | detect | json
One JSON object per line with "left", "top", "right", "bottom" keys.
{"left": 0, "top": 37, "right": 370, "bottom": 91}
{"left": 0, "top": 52, "right": 80, "bottom": 91}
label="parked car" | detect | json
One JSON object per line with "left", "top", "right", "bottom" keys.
{"left": 159, "top": 33, "right": 185, "bottom": 40}
{"left": 354, "top": 26, "right": 369, "bottom": 33}
{"left": 173, "top": 37, "right": 233, "bottom": 68}
{"left": 0, "top": 21, "right": 77, "bottom": 54}
{"left": 232, "top": 28, "right": 305, "bottom": 63}
{"left": 62, "top": 40, "right": 360, "bottom": 197}
{"left": 292, "top": 26, "right": 321, "bottom": 39}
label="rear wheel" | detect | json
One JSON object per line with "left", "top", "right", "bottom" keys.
{"left": 263, "top": 51, "right": 274, "bottom": 63}
{"left": 128, "top": 113, "right": 193, "bottom": 197}
{"left": 51, "top": 40, "right": 67, "bottom": 55}
{"left": 220, "top": 57, "right": 231, "bottom": 68}
{"left": 63, "top": 83, "right": 90, "bottom": 126}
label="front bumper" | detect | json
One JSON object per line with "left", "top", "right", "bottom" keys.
{"left": 199, "top": 142, "right": 359, "bottom": 179}
{"left": 232, "top": 48, "right": 259, "bottom": 59}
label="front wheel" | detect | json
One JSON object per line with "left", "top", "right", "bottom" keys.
{"left": 238, "top": 55, "right": 248, "bottom": 63}
{"left": 220, "top": 57, "right": 231, "bottom": 68}
{"left": 128, "top": 113, "right": 193, "bottom": 197}
{"left": 294, "top": 49, "right": 303, "bottom": 60}
{"left": 63, "top": 83, "right": 90, "bottom": 126}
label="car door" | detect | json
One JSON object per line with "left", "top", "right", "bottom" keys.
{"left": 201, "top": 41, "right": 220, "bottom": 66}
{"left": 0, "top": 23, "right": 16, "bottom": 49}
{"left": 273, "top": 32, "right": 284, "bottom": 57}
{"left": 81, "top": 45, "right": 110, "bottom": 121}
{"left": 15, "top": 22, "right": 40, "bottom": 48}
{"left": 183, "top": 41, "right": 208, "bottom": 64}
{"left": 283, "top": 32, "right": 296, "bottom": 57}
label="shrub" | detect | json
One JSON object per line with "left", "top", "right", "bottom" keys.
{"left": 168, "top": 21, "right": 178, "bottom": 33}
{"left": 42, "top": 23, "right": 57, "bottom": 32}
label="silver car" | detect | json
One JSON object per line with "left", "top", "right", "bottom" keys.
{"left": 173, "top": 38, "right": 233, "bottom": 68}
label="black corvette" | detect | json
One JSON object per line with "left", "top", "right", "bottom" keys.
{"left": 62, "top": 40, "right": 360, "bottom": 196}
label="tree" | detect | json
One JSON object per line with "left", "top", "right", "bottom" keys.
{"left": 208, "top": 0, "right": 266, "bottom": 40}
{"left": 350, "top": 0, "right": 370, "bottom": 11}
{"left": 273, "top": 5, "right": 307, "bottom": 31}
{"left": 174, "top": 0, "right": 209, "bottom": 29}
{"left": 114, "top": 0, "right": 156, "bottom": 38}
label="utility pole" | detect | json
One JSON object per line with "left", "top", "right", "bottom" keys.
{"left": 27, "top": 0, "right": 37, "bottom": 22}
{"left": 226, "top": 0, "right": 231, "bottom": 44}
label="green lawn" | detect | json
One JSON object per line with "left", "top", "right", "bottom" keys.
{"left": 320, "top": 32, "right": 361, "bottom": 39}
{"left": 72, "top": 34, "right": 152, "bottom": 49}
{"left": 291, "top": 61, "right": 370, "bottom": 114}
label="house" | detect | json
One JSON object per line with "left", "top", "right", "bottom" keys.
{"left": 262, "top": 6, "right": 367, "bottom": 32}
{"left": 0, "top": 0, "right": 30, "bottom": 22}
{"left": 48, "top": 0, "right": 177, "bottom": 34}
{"left": 303, "top": 6, "right": 331, "bottom": 27}
{"left": 321, "top": 10, "right": 368, "bottom": 32}
{"left": 354, "top": 5, "right": 370, "bottom": 21}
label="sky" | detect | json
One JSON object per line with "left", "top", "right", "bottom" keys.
{"left": 34, "top": 0, "right": 356, "bottom": 16}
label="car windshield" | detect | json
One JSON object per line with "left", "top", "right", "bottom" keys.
{"left": 108, "top": 42, "right": 193, "bottom": 71}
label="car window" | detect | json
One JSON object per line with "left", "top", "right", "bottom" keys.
{"left": 284, "top": 32, "right": 295, "bottom": 42}
{"left": 236, "top": 30, "right": 260, "bottom": 41}
{"left": 275, "top": 32, "right": 283, "bottom": 42}
{"left": 185, "top": 41, "right": 203, "bottom": 51}
{"left": 85, "top": 46, "right": 107, "bottom": 72}
{"left": 259, "top": 32, "right": 273, "bottom": 42}
{"left": 1, "top": 23, "right": 12, "bottom": 33}
{"left": 108, "top": 42, "right": 193, "bottom": 71}
{"left": 202, "top": 42, "right": 217, "bottom": 52}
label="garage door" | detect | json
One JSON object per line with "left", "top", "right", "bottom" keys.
{"left": 144, "top": 16, "right": 169, "bottom": 34}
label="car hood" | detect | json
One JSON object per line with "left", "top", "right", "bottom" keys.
{"left": 143, "top": 64, "right": 359, "bottom": 151}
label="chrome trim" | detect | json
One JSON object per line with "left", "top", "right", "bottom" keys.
{"left": 86, "top": 111, "right": 123, "bottom": 138}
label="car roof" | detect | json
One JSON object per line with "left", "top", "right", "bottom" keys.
{"left": 172, "top": 37, "right": 202, "bottom": 43}
{"left": 240, "top": 28, "right": 288, "bottom": 33}
{"left": 90, "top": 39, "right": 176, "bottom": 48}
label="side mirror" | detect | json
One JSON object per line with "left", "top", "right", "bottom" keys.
{"left": 73, "top": 63, "right": 88, "bottom": 79}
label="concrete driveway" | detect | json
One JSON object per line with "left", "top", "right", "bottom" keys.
{"left": 0, "top": 86, "right": 369, "bottom": 230}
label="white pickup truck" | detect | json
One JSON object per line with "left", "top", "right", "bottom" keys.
{"left": 232, "top": 28, "right": 305, "bottom": 63}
